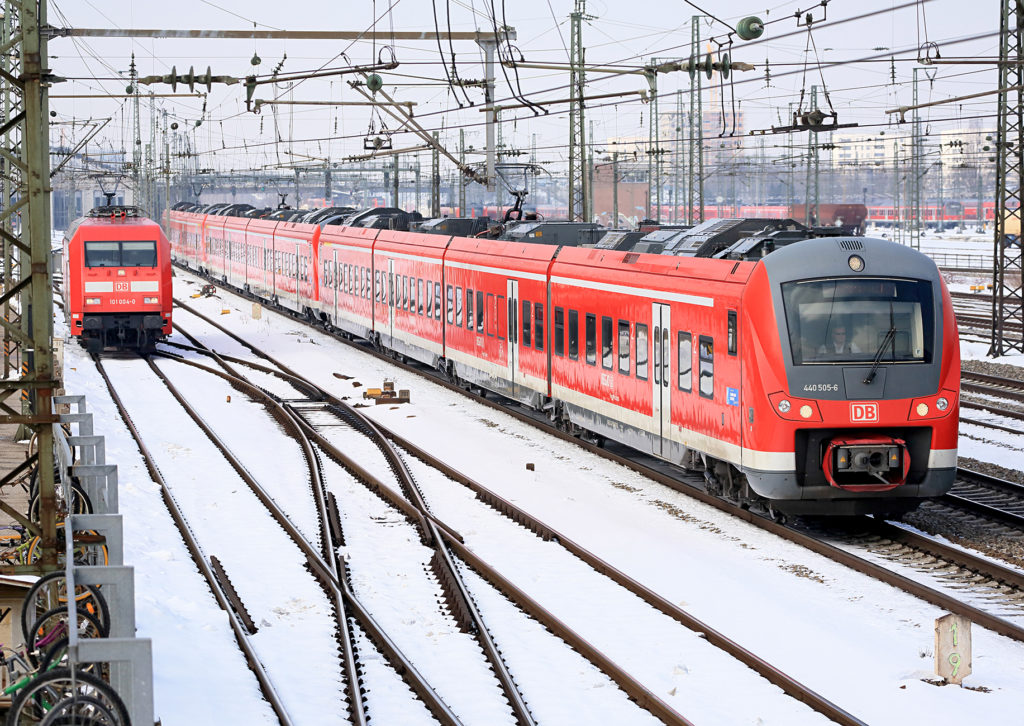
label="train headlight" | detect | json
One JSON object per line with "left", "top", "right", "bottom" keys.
{"left": 85, "top": 297, "right": 100, "bottom": 305}
{"left": 777, "top": 399, "right": 791, "bottom": 413}
{"left": 144, "top": 297, "right": 159, "bottom": 304}
{"left": 799, "top": 405, "right": 813, "bottom": 419}
{"left": 916, "top": 402, "right": 929, "bottom": 416}
{"left": 936, "top": 397, "right": 949, "bottom": 411}
{"left": 848, "top": 255, "right": 865, "bottom": 272}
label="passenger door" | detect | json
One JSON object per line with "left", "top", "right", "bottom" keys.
{"left": 387, "top": 259, "right": 396, "bottom": 342}
{"left": 507, "top": 279, "right": 519, "bottom": 392}
{"left": 652, "top": 303, "right": 671, "bottom": 457}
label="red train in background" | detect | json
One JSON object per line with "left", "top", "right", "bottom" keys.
{"left": 437, "top": 201, "right": 995, "bottom": 228}
{"left": 167, "top": 206, "right": 960, "bottom": 517}
{"left": 62, "top": 206, "right": 173, "bottom": 351}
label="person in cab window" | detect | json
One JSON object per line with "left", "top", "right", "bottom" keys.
{"left": 818, "top": 325, "right": 860, "bottom": 357}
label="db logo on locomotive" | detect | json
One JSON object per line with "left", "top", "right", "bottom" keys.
{"left": 115, "top": 281, "right": 129, "bottom": 292}
{"left": 850, "top": 402, "right": 879, "bottom": 422}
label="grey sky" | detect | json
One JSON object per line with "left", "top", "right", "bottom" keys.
{"left": 49, "top": 0, "right": 1001, "bottom": 172}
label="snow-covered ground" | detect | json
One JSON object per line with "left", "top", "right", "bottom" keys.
{"left": 55, "top": 256, "right": 1024, "bottom": 725}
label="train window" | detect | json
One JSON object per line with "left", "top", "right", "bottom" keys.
{"left": 125, "top": 241, "right": 157, "bottom": 267}
{"left": 402, "top": 276, "right": 408, "bottom": 310}
{"left": 498, "top": 295, "right": 506, "bottom": 340}
{"left": 728, "top": 310, "right": 737, "bottom": 355}
{"left": 781, "top": 278, "right": 934, "bottom": 365}
{"left": 435, "top": 282, "right": 442, "bottom": 320}
{"left": 507, "top": 298, "right": 516, "bottom": 343}
{"left": 390, "top": 273, "right": 396, "bottom": 307}
{"left": 678, "top": 332, "right": 693, "bottom": 392}
{"left": 447, "top": 285, "right": 455, "bottom": 323}
{"left": 618, "top": 320, "right": 630, "bottom": 374}
{"left": 522, "top": 300, "right": 532, "bottom": 347}
{"left": 456, "top": 287, "right": 463, "bottom": 326}
{"left": 487, "top": 294, "right": 495, "bottom": 336}
{"left": 554, "top": 307, "right": 565, "bottom": 356}
{"left": 365, "top": 268, "right": 371, "bottom": 299}
{"left": 426, "top": 281, "right": 433, "bottom": 317}
{"left": 698, "top": 336, "right": 714, "bottom": 399}
{"left": 84, "top": 240, "right": 158, "bottom": 268}
{"left": 466, "top": 289, "right": 474, "bottom": 328}
{"left": 476, "top": 290, "right": 484, "bottom": 332}
{"left": 534, "top": 303, "right": 544, "bottom": 351}
{"left": 636, "top": 324, "right": 649, "bottom": 380}
{"left": 601, "top": 316, "right": 613, "bottom": 370}
{"left": 418, "top": 279, "right": 425, "bottom": 314}
{"left": 585, "top": 314, "right": 597, "bottom": 365}
{"left": 568, "top": 309, "right": 579, "bottom": 360}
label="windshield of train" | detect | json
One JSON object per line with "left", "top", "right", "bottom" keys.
{"left": 781, "top": 277, "right": 934, "bottom": 366}
{"left": 84, "top": 240, "right": 158, "bottom": 268}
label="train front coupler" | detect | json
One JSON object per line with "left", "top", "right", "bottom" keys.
{"left": 822, "top": 435, "right": 911, "bottom": 493}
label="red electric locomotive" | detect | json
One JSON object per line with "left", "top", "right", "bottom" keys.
{"left": 167, "top": 206, "right": 960, "bottom": 517}
{"left": 62, "top": 206, "right": 172, "bottom": 351}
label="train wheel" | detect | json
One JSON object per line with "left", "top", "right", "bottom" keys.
{"left": 766, "top": 503, "right": 787, "bottom": 525}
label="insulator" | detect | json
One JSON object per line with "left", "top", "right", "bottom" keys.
{"left": 366, "top": 74, "right": 384, "bottom": 93}
{"left": 736, "top": 16, "right": 764, "bottom": 41}
{"left": 718, "top": 53, "right": 731, "bottom": 79}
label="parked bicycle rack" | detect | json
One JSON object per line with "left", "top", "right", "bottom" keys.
{"left": 45, "top": 394, "right": 154, "bottom": 726}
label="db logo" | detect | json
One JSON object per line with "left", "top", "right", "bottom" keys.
{"left": 850, "top": 402, "right": 879, "bottom": 422}
{"left": 115, "top": 281, "right": 129, "bottom": 292}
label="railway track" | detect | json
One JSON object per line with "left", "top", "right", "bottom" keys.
{"left": 959, "top": 370, "right": 1024, "bottom": 432}
{"left": 93, "top": 357, "right": 297, "bottom": 725}
{"left": 169, "top": 300, "right": 868, "bottom": 726}
{"left": 97, "top": 349, "right": 474, "bottom": 724}
{"left": 942, "top": 468, "right": 1024, "bottom": 529}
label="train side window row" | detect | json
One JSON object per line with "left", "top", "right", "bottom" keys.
{"left": 543, "top": 305, "right": 713, "bottom": 397}
{"left": 318, "top": 260, "right": 450, "bottom": 321}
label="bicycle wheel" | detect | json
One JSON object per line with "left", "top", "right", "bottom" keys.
{"left": 37, "top": 637, "right": 101, "bottom": 677}
{"left": 28, "top": 483, "right": 93, "bottom": 522}
{"left": 6, "top": 667, "right": 129, "bottom": 726}
{"left": 21, "top": 573, "right": 110, "bottom": 646}
{"left": 26, "top": 607, "right": 107, "bottom": 668}
{"left": 25, "top": 525, "right": 108, "bottom": 569}
{"left": 39, "top": 694, "right": 120, "bottom": 725}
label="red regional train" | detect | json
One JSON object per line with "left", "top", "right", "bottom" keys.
{"left": 168, "top": 207, "right": 960, "bottom": 517}
{"left": 62, "top": 206, "right": 173, "bottom": 351}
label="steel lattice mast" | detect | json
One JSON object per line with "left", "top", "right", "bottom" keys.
{"left": 991, "top": 0, "right": 1024, "bottom": 356}
{"left": 0, "top": 0, "right": 58, "bottom": 573}
{"left": 568, "top": 0, "right": 589, "bottom": 221}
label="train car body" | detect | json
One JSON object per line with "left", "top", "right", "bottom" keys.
{"left": 546, "top": 248, "right": 748, "bottom": 470}
{"left": 372, "top": 230, "right": 449, "bottom": 366}
{"left": 443, "top": 238, "right": 557, "bottom": 407}
{"left": 62, "top": 207, "right": 172, "bottom": 351}
{"left": 168, "top": 207, "right": 960, "bottom": 516}
{"left": 318, "top": 226, "right": 378, "bottom": 341}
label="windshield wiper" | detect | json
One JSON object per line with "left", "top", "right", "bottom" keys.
{"left": 864, "top": 326, "right": 896, "bottom": 384}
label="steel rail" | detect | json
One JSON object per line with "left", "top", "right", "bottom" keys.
{"left": 146, "top": 351, "right": 460, "bottom": 726}
{"left": 169, "top": 314, "right": 534, "bottom": 725}
{"left": 92, "top": 356, "right": 295, "bottom": 726}
{"left": 383, "top": 429, "right": 866, "bottom": 726}
{"left": 288, "top": 407, "right": 537, "bottom": 726}
{"left": 942, "top": 468, "right": 1024, "bottom": 528}
{"left": 171, "top": 299, "right": 867, "bottom": 726}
